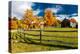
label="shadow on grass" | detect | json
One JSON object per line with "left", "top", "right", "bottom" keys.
{"left": 20, "top": 37, "right": 78, "bottom": 49}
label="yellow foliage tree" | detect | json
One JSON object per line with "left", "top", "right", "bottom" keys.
{"left": 22, "top": 9, "right": 40, "bottom": 29}
{"left": 44, "top": 9, "right": 58, "bottom": 26}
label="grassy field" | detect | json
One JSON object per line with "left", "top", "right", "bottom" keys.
{"left": 9, "top": 28, "right": 78, "bottom": 53}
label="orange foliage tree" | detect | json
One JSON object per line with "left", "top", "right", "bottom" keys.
{"left": 9, "top": 17, "right": 18, "bottom": 29}
{"left": 44, "top": 9, "right": 58, "bottom": 26}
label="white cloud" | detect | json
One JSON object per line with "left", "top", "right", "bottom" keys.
{"left": 33, "top": 9, "right": 41, "bottom": 16}
{"left": 12, "top": 1, "right": 33, "bottom": 19}
{"left": 56, "top": 17, "right": 63, "bottom": 21}
{"left": 56, "top": 14, "right": 78, "bottom": 22}
{"left": 70, "top": 13, "right": 78, "bottom": 22}
{"left": 51, "top": 5, "right": 63, "bottom": 14}
{"left": 71, "top": 13, "right": 78, "bottom": 16}
{"left": 57, "top": 14, "right": 69, "bottom": 18}
{"left": 56, "top": 14, "right": 69, "bottom": 21}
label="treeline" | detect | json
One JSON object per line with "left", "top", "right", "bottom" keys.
{"left": 9, "top": 9, "right": 78, "bottom": 30}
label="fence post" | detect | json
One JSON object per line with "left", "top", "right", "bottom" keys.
{"left": 40, "top": 23, "right": 44, "bottom": 44}
{"left": 40, "top": 27, "right": 42, "bottom": 44}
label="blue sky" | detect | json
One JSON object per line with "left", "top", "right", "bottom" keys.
{"left": 32, "top": 2, "right": 78, "bottom": 16}
{"left": 11, "top": 1, "right": 78, "bottom": 21}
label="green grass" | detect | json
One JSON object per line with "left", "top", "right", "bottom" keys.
{"left": 9, "top": 28, "right": 78, "bottom": 53}
{"left": 44, "top": 27, "right": 77, "bottom": 31}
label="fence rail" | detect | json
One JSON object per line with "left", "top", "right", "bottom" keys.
{"left": 11, "top": 29, "right": 78, "bottom": 48}
{"left": 25, "top": 37, "right": 78, "bottom": 45}
{"left": 14, "top": 29, "right": 77, "bottom": 44}
{"left": 25, "top": 33, "right": 78, "bottom": 38}
{"left": 26, "top": 29, "right": 78, "bottom": 32}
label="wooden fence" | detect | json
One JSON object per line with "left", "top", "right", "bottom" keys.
{"left": 10, "top": 28, "right": 78, "bottom": 49}
{"left": 12, "top": 28, "right": 77, "bottom": 44}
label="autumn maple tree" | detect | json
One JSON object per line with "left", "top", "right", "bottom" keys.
{"left": 44, "top": 9, "right": 58, "bottom": 26}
